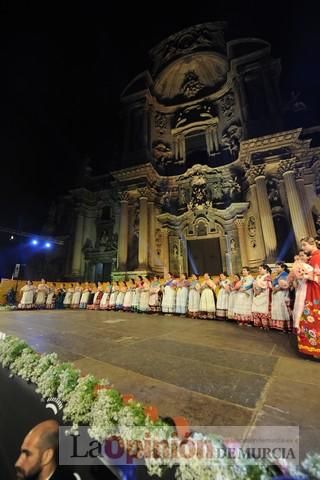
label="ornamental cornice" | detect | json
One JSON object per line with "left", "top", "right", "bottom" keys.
{"left": 239, "top": 128, "right": 303, "bottom": 165}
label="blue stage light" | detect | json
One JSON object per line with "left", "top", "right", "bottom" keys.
{"left": 31, "top": 239, "right": 39, "bottom": 245}
{"left": 45, "top": 242, "right": 51, "bottom": 248}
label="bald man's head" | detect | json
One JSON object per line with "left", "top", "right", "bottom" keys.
{"left": 15, "top": 420, "right": 59, "bottom": 480}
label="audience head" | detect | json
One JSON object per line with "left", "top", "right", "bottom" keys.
{"left": 15, "top": 420, "right": 59, "bottom": 480}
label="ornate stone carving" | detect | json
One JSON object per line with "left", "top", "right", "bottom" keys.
{"left": 188, "top": 172, "right": 212, "bottom": 210}
{"left": 196, "top": 220, "right": 208, "bottom": 237}
{"left": 181, "top": 71, "right": 204, "bottom": 99}
{"left": 247, "top": 216, "right": 257, "bottom": 248}
{"left": 230, "top": 238, "right": 237, "bottom": 253}
{"left": 155, "top": 228, "right": 162, "bottom": 256}
{"left": 210, "top": 175, "right": 241, "bottom": 205}
{"left": 277, "top": 158, "right": 296, "bottom": 177}
{"left": 245, "top": 165, "right": 265, "bottom": 185}
{"left": 152, "top": 141, "right": 174, "bottom": 167}
{"left": 138, "top": 187, "right": 149, "bottom": 199}
{"left": 118, "top": 191, "right": 130, "bottom": 202}
{"left": 99, "top": 230, "right": 109, "bottom": 250}
{"left": 234, "top": 217, "right": 245, "bottom": 228}
{"left": 154, "top": 112, "right": 168, "bottom": 130}
{"left": 221, "top": 123, "right": 243, "bottom": 159}
{"left": 150, "top": 22, "right": 226, "bottom": 74}
{"left": 175, "top": 102, "right": 216, "bottom": 128}
{"left": 219, "top": 92, "right": 235, "bottom": 120}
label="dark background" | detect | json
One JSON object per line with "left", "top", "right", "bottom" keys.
{"left": 1, "top": 2, "right": 319, "bottom": 233}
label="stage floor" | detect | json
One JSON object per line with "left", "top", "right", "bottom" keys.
{"left": 0, "top": 309, "right": 319, "bottom": 458}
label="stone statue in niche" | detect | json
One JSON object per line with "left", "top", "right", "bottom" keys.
{"left": 100, "top": 230, "right": 109, "bottom": 247}
{"left": 230, "top": 238, "right": 236, "bottom": 253}
{"left": 110, "top": 233, "right": 118, "bottom": 250}
{"left": 83, "top": 238, "right": 94, "bottom": 252}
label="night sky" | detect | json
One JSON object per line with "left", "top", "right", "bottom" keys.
{"left": 1, "top": 3, "right": 319, "bottom": 233}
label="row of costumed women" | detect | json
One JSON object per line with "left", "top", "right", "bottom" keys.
{"left": 19, "top": 265, "right": 296, "bottom": 332}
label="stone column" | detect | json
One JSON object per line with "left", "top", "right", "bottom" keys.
{"left": 279, "top": 160, "right": 309, "bottom": 244}
{"left": 138, "top": 188, "right": 149, "bottom": 270}
{"left": 161, "top": 228, "right": 170, "bottom": 277}
{"left": 148, "top": 198, "right": 155, "bottom": 270}
{"left": 71, "top": 210, "right": 84, "bottom": 277}
{"left": 118, "top": 192, "right": 129, "bottom": 271}
{"left": 235, "top": 217, "right": 249, "bottom": 266}
{"left": 251, "top": 165, "right": 277, "bottom": 261}
{"left": 295, "top": 170, "right": 316, "bottom": 236}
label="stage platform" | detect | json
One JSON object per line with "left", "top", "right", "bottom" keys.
{"left": 0, "top": 309, "right": 319, "bottom": 458}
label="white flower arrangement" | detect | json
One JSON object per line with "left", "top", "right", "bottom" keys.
{"left": 88, "top": 388, "right": 123, "bottom": 442}
{"left": 2, "top": 334, "right": 320, "bottom": 480}
{"left": 36, "top": 362, "right": 74, "bottom": 399}
{"left": 57, "top": 366, "right": 80, "bottom": 402}
{"left": 0, "top": 335, "right": 29, "bottom": 368}
{"left": 10, "top": 347, "right": 40, "bottom": 381}
{"left": 30, "top": 352, "right": 59, "bottom": 384}
{"left": 63, "top": 374, "right": 97, "bottom": 429}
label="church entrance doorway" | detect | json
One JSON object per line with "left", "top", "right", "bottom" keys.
{"left": 187, "top": 238, "right": 222, "bottom": 276}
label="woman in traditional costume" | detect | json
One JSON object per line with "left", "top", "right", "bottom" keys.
{"left": 63, "top": 284, "right": 74, "bottom": 308}
{"left": 161, "top": 273, "right": 176, "bottom": 314}
{"left": 175, "top": 273, "right": 190, "bottom": 315}
{"left": 199, "top": 273, "right": 216, "bottom": 319}
{"left": 227, "top": 274, "right": 241, "bottom": 321}
{"left": 297, "top": 237, "right": 320, "bottom": 358}
{"left": 46, "top": 283, "right": 57, "bottom": 309}
{"left": 188, "top": 274, "right": 201, "bottom": 318}
{"left": 149, "top": 276, "right": 161, "bottom": 313}
{"left": 216, "top": 272, "right": 231, "bottom": 320}
{"left": 252, "top": 264, "right": 272, "bottom": 329}
{"left": 35, "top": 279, "right": 49, "bottom": 309}
{"left": 234, "top": 267, "right": 254, "bottom": 325}
{"left": 18, "top": 281, "right": 35, "bottom": 309}
{"left": 71, "top": 282, "right": 82, "bottom": 309}
{"left": 270, "top": 263, "right": 291, "bottom": 331}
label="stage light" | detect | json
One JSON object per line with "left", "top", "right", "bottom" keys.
{"left": 31, "top": 239, "right": 39, "bottom": 245}
{"left": 9, "top": 235, "right": 14, "bottom": 240}
{"left": 45, "top": 242, "right": 51, "bottom": 248}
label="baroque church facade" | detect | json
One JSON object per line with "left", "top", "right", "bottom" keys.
{"left": 49, "top": 22, "right": 320, "bottom": 281}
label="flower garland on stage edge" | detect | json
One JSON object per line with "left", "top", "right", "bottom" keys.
{"left": 0, "top": 334, "right": 319, "bottom": 480}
